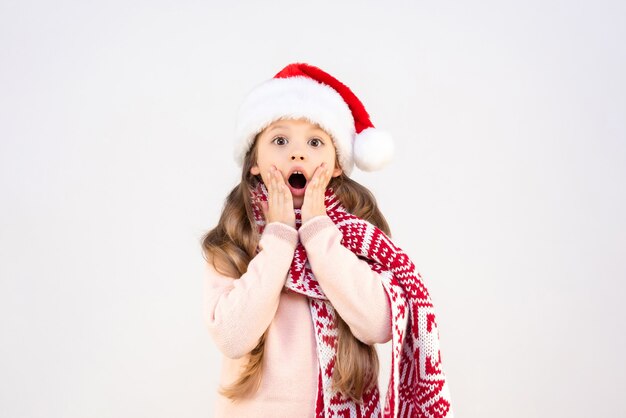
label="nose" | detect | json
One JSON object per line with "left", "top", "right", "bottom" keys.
{"left": 291, "top": 153, "right": 305, "bottom": 161}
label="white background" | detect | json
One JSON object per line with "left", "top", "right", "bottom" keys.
{"left": 1, "top": 0, "right": 624, "bottom": 417}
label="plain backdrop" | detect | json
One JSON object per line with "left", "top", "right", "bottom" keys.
{"left": 1, "top": 0, "right": 624, "bottom": 417}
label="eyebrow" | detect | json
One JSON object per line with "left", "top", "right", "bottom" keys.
{"left": 268, "top": 124, "right": 325, "bottom": 133}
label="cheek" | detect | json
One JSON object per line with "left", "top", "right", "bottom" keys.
{"left": 325, "top": 151, "right": 338, "bottom": 167}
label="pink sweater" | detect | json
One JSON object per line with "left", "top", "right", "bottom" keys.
{"left": 203, "top": 215, "right": 393, "bottom": 418}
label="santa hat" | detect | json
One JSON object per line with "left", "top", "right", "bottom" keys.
{"left": 233, "top": 62, "right": 394, "bottom": 177}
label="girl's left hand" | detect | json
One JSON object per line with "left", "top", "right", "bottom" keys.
{"left": 301, "top": 162, "right": 332, "bottom": 225}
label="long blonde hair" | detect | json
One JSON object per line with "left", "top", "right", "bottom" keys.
{"left": 201, "top": 132, "right": 392, "bottom": 403}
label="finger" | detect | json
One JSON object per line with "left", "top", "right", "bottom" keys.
{"left": 275, "top": 168, "right": 284, "bottom": 195}
{"left": 278, "top": 171, "right": 291, "bottom": 210}
{"left": 316, "top": 169, "right": 324, "bottom": 191}
{"left": 264, "top": 172, "right": 272, "bottom": 213}
{"left": 323, "top": 167, "right": 331, "bottom": 187}
{"left": 270, "top": 166, "right": 278, "bottom": 187}
{"left": 271, "top": 168, "right": 278, "bottom": 194}
{"left": 272, "top": 166, "right": 282, "bottom": 182}
{"left": 273, "top": 176, "right": 283, "bottom": 216}
{"left": 277, "top": 183, "right": 285, "bottom": 213}
{"left": 313, "top": 165, "right": 324, "bottom": 190}
{"left": 283, "top": 182, "right": 293, "bottom": 204}
{"left": 266, "top": 170, "right": 273, "bottom": 194}
{"left": 322, "top": 163, "right": 330, "bottom": 180}
{"left": 312, "top": 165, "right": 321, "bottom": 188}
{"left": 313, "top": 165, "right": 327, "bottom": 198}
{"left": 273, "top": 166, "right": 284, "bottom": 184}
{"left": 275, "top": 168, "right": 290, "bottom": 199}
{"left": 306, "top": 173, "right": 317, "bottom": 194}
{"left": 309, "top": 165, "right": 320, "bottom": 187}
{"left": 304, "top": 174, "right": 317, "bottom": 201}
{"left": 269, "top": 170, "right": 278, "bottom": 213}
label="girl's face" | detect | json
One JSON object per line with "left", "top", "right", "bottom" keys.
{"left": 250, "top": 117, "right": 343, "bottom": 209}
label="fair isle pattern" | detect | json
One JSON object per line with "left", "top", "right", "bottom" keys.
{"left": 250, "top": 181, "right": 453, "bottom": 418}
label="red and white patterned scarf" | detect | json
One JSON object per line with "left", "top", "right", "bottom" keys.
{"left": 250, "top": 181, "right": 454, "bottom": 418}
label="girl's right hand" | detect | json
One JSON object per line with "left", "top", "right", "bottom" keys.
{"left": 260, "top": 165, "right": 296, "bottom": 230}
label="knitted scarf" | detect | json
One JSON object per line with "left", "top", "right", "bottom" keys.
{"left": 250, "top": 181, "right": 454, "bottom": 418}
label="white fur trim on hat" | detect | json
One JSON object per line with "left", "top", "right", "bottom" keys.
{"left": 233, "top": 76, "right": 357, "bottom": 177}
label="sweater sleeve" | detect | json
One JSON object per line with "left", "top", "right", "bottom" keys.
{"left": 203, "top": 222, "right": 299, "bottom": 359}
{"left": 298, "top": 215, "right": 393, "bottom": 345}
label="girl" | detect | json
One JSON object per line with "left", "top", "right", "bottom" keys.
{"left": 202, "top": 63, "right": 453, "bottom": 418}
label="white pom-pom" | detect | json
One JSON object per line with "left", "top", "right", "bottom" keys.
{"left": 353, "top": 127, "right": 394, "bottom": 172}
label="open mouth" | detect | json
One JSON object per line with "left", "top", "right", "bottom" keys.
{"left": 288, "top": 172, "right": 307, "bottom": 189}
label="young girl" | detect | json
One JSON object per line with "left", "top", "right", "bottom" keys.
{"left": 202, "top": 63, "right": 453, "bottom": 418}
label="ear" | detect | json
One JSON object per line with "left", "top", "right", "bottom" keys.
{"left": 250, "top": 164, "right": 260, "bottom": 176}
{"left": 332, "top": 166, "right": 342, "bottom": 178}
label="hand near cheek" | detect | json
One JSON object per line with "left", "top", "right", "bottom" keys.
{"left": 301, "top": 162, "right": 332, "bottom": 225}
{"left": 259, "top": 166, "right": 296, "bottom": 230}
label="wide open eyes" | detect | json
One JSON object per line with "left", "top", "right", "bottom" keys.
{"left": 272, "top": 136, "right": 324, "bottom": 147}
{"left": 273, "top": 136, "right": 288, "bottom": 146}
{"left": 309, "top": 138, "right": 323, "bottom": 147}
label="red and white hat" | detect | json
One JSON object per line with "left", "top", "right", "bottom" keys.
{"left": 233, "top": 62, "right": 394, "bottom": 177}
